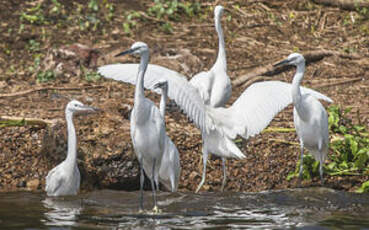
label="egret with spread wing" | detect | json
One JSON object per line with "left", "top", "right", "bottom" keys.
{"left": 274, "top": 53, "right": 330, "bottom": 184}
{"left": 45, "top": 100, "right": 98, "bottom": 196}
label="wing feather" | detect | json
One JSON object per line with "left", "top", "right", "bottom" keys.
{"left": 98, "top": 63, "right": 210, "bottom": 133}
{"left": 209, "top": 81, "right": 332, "bottom": 139}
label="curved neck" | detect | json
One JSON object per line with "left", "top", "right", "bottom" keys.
{"left": 291, "top": 63, "right": 305, "bottom": 104}
{"left": 292, "top": 63, "right": 308, "bottom": 119}
{"left": 159, "top": 87, "right": 168, "bottom": 119}
{"left": 213, "top": 15, "right": 226, "bottom": 72}
{"left": 135, "top": 51, "right": 149, "bottom": 105}
{"left": 65, "top": 111, "right": 77, "bottom": 165}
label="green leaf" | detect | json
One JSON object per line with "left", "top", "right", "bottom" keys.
{"left": 356, "top": 180, "right": 369, "bottom": 193}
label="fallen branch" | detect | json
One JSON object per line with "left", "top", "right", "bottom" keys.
{"left": 315, "top": 77, "right": 363, "bottom": 89}
{"left": 268, "top": 138, "right": 299, "bottom": 146}
{"left": 312, "top": 0, "right": 369, "bottom": 11}
{"left": 263, "top": 127, "right": 295, "bottom": 133}
{"left": 0, "top": 116, "right": 61, "bottom": 128}
{"left": 233, "top": 50, "right": 362, "bottom": 87}
{"left": 0, "top": 85, "right": 104, "bottom": 99}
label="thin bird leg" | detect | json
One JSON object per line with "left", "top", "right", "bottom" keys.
{"left": 298, "top": 141, "right": 304, "bottom": 186}
{"left": 196, "top": 146, "right": 208, "bottom": 193}
{"left": 139, "top": 157, "right": 144, "bottom": 212}
{"left": 221, "top": 157, "right": 227, "bottom": 192}
{"left": 151, "top": 159, "right": 159, "bottom": 213}
{"left": 318, "top": 142, "right": 324, "bottom": 185}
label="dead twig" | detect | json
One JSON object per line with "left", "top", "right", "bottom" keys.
{"left": 315, "top": 77, "right": 364, "bottom": 89}
{"left": 0, "top": 85, "right": 104, "bottom": 99}
{"left": 269, "top": 138, "right": 299, "bottom": 146}
{"left": 312, "top": 0, "right": 369, "bottom": 11}
{"left": 233, "top": 50, "right": 363, "bottom": 87}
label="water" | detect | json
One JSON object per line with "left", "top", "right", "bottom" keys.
{"left": 0, "top": 187, "right": 369, "bottom": 229}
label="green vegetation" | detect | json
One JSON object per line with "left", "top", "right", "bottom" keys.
{"left": 287, "top": 105, "right": 369, "bottom": 192}
{"left": 147, "top": 0, "right": 201, "bottom": 33}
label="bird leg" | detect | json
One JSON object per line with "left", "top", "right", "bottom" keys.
{"left": 139, "top": 158, "right": 144, "bottom": 212}
{"left": 298, "top": 141, "right": 304, "bottom": 186}
{"left": 319, "top": 160, "right": 324, "bottom": 185}
{"left": 220, "top": 157, "right": 227, "bottom": 192}
{"left": 196, "top": 147, "right": 208, "bottom": 193}
{"left": 151, "top": 158, "right": 160, "bottom": 213}
{"left": 318, "top": 142, "right": 324, "bottom": 185}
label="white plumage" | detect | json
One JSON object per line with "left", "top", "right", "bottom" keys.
{"left": 153, "top": 80, "right": 181, "bottom": 192}
{"left": 118, "top": 42, "right": 166, "bottom": 213}
{"left": 98, "top": 9, "right": 332, "bottom": 193}
{"left": 274, "top": 53, "right": 330, "bottom": 184}
{"left": 45, "top": 100, "right": 98, "bottom": 196}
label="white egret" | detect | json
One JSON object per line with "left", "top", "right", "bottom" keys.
{"left": 189, "top": 5, "right": 231, "bottom": 108}
{"left": 154, "top": 79, "right": 181, "bottom": 192}
{"left": 45, "top": 100, "right": 99, "bottom": 196}
{"left": 115, "top": 42, "right": 166, "bottom": 213}
{"left": 274, "top": 53, "right": 330, "bottom": 184}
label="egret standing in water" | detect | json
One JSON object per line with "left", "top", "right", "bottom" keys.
{"left": 115, "top": 42, "right": 166, "bottom": 213}
{"left": 45, "top": 100, "right": 99, "bottom": 196}
{"left": 274, "top": 53, "right": 330, "bottom": 184}
{"left": 153, "top": 79, "right": 181, "bottom": 192}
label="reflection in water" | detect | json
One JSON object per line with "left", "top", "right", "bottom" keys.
{"left": 42, "top": 197, "right": 82, "bottom": 227}
{"left": 0, "top": 188, "right": 369, "bottom": 229}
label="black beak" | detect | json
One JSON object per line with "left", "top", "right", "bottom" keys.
{"left": 273, "top": 59, "right": 289, "bottom": 67}
{"left": 115, "top": 48, "right": 135, "bottom": 57}
{"left": 153, "top": 81, "right": 166, "bottom": 89}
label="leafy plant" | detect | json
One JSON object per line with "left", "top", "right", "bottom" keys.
{"left": 20, "top": 3, "right": 45, "bottom": 25}
{"left": 148, "top": 0, "right": 201, "bottom": 33}
{"left": 287, "top": 105, "right": 369, "bottom": 191}
{"left": 37, "top": 70, "right": 55, "bottom": 83}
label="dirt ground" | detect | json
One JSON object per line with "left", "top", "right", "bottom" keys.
{"left": 0, "top": 0, "right": 368, "bottom": 193}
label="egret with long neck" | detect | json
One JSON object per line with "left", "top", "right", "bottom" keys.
{"left": 115, "top": 42, "right": 165, "bottom": 213}
{"left": 274, "top": 53, "right": 330, "bottom": 184}
{"left": 45, "top": 100, "right": 98, "bottom": 196}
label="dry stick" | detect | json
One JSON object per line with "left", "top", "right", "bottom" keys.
{"left": 0, "top": 85, "right": 104, "bottom": 99}
{"left": 0, "top": 116, "right": 60, "bottom": 128}
{"left": 268, "top": 138, "right": 299, "bottom": 146}
{"left": 312, "top": 0, "right": 369, "bottom": 11}
{"left": 233, "top": 50, "right": 362, "bottom": 87}
{"left": 315, "top": 77, "right": 363, "bottom": 89}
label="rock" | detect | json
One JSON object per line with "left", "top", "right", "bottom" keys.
{"left": 27, "top": 179, "right": 40, "bottom": 190}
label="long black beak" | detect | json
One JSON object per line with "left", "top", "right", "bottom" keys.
{"left": 115, "top": 48, "right": 135, "bottom": 57}
{"left": 273, "top": 59, "right": 289, "bottom": 67}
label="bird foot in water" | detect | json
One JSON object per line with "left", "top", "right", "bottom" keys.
{"left": 152, "top": 206, "right": 161, "bottom": 214}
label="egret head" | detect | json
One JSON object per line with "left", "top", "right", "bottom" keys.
{"left": 66, "top": 100, "right": 99, "bottom": 114}
{"left": 153, "top": 79, "right": 168, "bottom": 91}
{"left": 274, "top": 53, "right": 305, "bottom": 67}
{"left": 115, "top": 42, "right": 149, "bottom": 57}
{"left": 214, "top": 5, "right": 224, "bottom": 18}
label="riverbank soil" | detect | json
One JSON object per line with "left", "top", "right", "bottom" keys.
{"left": 0, "top": 0, "right": 368, "bottom": 193}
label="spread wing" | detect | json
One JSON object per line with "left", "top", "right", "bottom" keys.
{"left": 209, "top": 81, "right": 333, "bottom": 139}
{"left": 98, "top": 63, "right": 211, "bottom": 133}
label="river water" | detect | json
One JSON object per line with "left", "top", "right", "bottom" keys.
{"left": 0, "top": 187, "right": 369, "bottom": 229}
